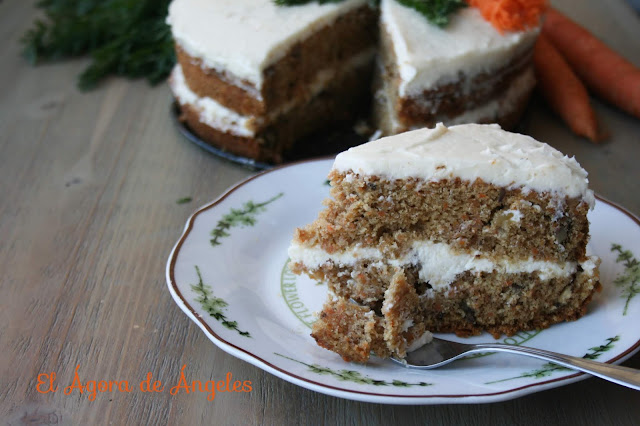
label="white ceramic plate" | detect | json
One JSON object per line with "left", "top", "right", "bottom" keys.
{"left": 166, "top": 158, "right": 640, "bottom": 405}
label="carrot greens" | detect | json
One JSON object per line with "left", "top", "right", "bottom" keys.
{"left": 21, "top": 0, "right": 175, "bottom": 91}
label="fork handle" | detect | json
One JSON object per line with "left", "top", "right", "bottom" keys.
{"left": 475, "top": 343, "right": 640, "bottom": 390}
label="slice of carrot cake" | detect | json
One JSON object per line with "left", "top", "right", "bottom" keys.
{"left": 288, "top": 123, "right": 601, "bottom": 362}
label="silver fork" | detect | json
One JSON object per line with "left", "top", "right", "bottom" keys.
{"left": 392, "top": 337, "right": 640, "bottom": 390}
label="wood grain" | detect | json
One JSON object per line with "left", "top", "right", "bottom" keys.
{"left": 1, "top": 0, "right": 639, "bottom": 424}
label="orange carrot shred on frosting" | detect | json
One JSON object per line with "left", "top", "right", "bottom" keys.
{"left": 468, "top": 0, "right": 548, "bottom": 33}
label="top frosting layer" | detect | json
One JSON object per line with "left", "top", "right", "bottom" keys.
{"left": 333, "top": 123, "right": 595, "bottom": 203}
{"left": 380, "top": 0, "right": 539, "bottom": 96}
{"left": 167, "top": 0, "right": 367, "bottom": 90}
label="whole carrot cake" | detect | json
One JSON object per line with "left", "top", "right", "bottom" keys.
{"left": 288, "top": 123, "right": 601, "bottom": 362}
{"left": 167, "top": 0, "right": 543, "bottom": 163}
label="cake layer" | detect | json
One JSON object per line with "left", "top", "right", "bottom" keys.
{"left": 438, "top": 68, "right": 535, "bottom": 129}
{"left": 293, "top": 172, "right": 591, "bottom": 263}
{"left": 310, "top": 263, "right": 601, "bottom": 362}
{"left": 170, "top": 0, "right": 376, "bottom": 116}
{"left": 173, "top": 59, "right": 374, "bottom": 163}
{"left": 393, "top": 60, "right": 535, "bottom": 132}
{"left": 379, "top": 0, "right": 539, "bottom": 96}
{"left": 176, "top": 47, "right": 264, "bottom": 119}
{"left": 168, "top": 0, "right": 370, "bottom": 90}
{"left": 374, "top": 61, "right": 535, "bottom": 134}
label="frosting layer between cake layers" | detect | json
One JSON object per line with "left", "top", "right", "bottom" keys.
{"left": 288, "top": 240, "right": 599, "bottom": 290}
{"left": 167, "top": 0, "right": 368, "bottom": 90}
{"left": 380, "top": 0, "right": 539, "bottom": 96}
{"left": 333, "top": 123, "right": 595, "bottom": 203}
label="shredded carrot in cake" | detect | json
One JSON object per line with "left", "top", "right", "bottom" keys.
{"left": 468, "top": 0, "right": 547, "bottom": 33}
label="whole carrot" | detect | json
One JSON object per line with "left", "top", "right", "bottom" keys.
{"left": 543, "top": 8, "right": 640, "bottom": 119}
{"left": 534, "top": 34, "right": 599, "bottom": 141}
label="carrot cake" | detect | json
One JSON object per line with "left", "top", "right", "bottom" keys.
{"left": 167, "top": 0, "right": 544, "bottom": 163}
{"left": 288, "top": 123, "right": 601, "bottom": 362}
{"left": 373, "top": 0, "right": 539, "bottom": 135}
{"left": 167, "top": 0, "right": 377, "bottom": 163}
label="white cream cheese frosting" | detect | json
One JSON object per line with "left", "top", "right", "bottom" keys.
{"left": 333, "top": 123, "right": 595, "bottom": 204}
{"left": 167, "top": 0, "right": 368, "bottom": 91}
{"left": 288, "top": 239, "right": 597, "bottom": 290}
{"left": 380, "top": 0, "right": 539, "bottom": 96}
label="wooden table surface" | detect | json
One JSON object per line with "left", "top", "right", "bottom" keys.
{"left": 1, "top": 1, "right": 639, "bottom": 424}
